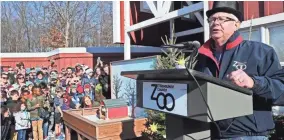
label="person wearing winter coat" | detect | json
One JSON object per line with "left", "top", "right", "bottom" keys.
{"left": 13, "top": 101, "right": 31, "bottom": 140}
{"left": 194, "top": 1, "right": 284, "bottom": 139}
{"left": 34, "top": 71, "right": 48, "bottom": 86}
{"left": 1, "top": 106, "right": 12, "bottom": 140}
{"left": 6, "top": 90, "right": 20, "bottom": 140}
{"left": 81, "top": 68, "right": 98, "bottom": 88}
{"left": 99, "top": 65, "right": 110, "bottom": 99}
{"left": 69, "top": 85, "right": 81, "bottom": 109}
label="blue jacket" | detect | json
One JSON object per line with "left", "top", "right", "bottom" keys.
{"left": 81, "top": 76, "right": 98, "bottom": 87}
{"left": 195, "top": 31, "right": 284, "bottom": 138}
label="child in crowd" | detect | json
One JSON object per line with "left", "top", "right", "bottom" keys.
{"left": 69, "top": 85, "right": 81, "bottom": 109}
{"left": 6, "top": 90, "right": 20, "bottom": 140}
{"left": 83, "top": 84, "right": 94, "bottom": 101}
{"left": 61, "top": 94, "right": 70, "bottom": 111}
{"left": 54, "top": 87, "right": 64, "bottom": 139}
{"left": 1, "top": 90, "right": 8, "bottom": 106}
{"left": 13, "top": 101, "right": 31, "bottom": 140}
{"left": 1, "top": 107, "right": 12, "bottom": 140}
{"left": 26, "top": 81, "right": 34, "bottom": 93}
{"left": 27, "top": 85, "right": 44, "bottom": 140}
{"left": 21, "top": 90, "right": 33, "bottom": 102}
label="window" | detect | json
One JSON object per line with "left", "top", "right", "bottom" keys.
{"left": 239, "top": 28, "right": 261, "bottom": 42}
{"left": 268, "top": 24, "right": 284, "bottom": 61}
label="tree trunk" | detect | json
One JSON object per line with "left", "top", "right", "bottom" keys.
{"left": 26, "top": 25, "right": 31, "bottom": 51}
{"left": 65, "top": 1, "right": 70, "bottom": 48}
{"left": 65, "top": 21, "right": 70, "bottom": 48}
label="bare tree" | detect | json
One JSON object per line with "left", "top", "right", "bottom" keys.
{"left": 123, "top": 80, "right": 137, "bottom": 118}
{"left": 1, "top": 1, "right": 114, "bottom": 52}
{"left": 12, "top": 2, "right": 31, "bottom": 51}
{"left": 112, "top": 74, "right": 123, "bottom": 99}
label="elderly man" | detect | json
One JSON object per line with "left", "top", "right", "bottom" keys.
{"left": 195, "top": 1, "right": 284, "bottom": 140}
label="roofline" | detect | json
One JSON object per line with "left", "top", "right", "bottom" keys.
{"left": 240, "top": 13, "right": 284, "bottom": 29}
{"left": 1, "top": 46, "right": 164, "bottom": 58}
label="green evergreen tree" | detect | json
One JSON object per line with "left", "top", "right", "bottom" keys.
{"left": 143, "top": 24, "right": 194, "bottom": 139}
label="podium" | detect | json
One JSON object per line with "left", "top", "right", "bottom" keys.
{"left": 121, "top": 69, "right": 253, "bottom": 140}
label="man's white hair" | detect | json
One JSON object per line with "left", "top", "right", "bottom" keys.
{"left": 227, "top": 13, "right": 239, "bottom": 22}
{"left": 210, "top": 12, "right": 239, "bottom": 22}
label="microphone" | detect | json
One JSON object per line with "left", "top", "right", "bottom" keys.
{"left": 161, "top": 41, "right": 201, "bottom": 50}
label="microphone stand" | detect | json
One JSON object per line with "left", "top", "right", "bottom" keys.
{"left": 188, "top": 46, "right": 199, "bottom": 70}
{"left": 164, "top": 42, "right": 222, "bottom": 140}
{"left": 160, "top": 41, "right": 200, "bottom": 69}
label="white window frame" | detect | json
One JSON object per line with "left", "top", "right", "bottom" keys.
{"left": 239, "top": 27, "right": 261, "bottom": 42}
{"left": 240, "top": 22, "right": 284, "bottom": 44}
{"left": 239, "top": 13, "right": 284, "bottom": 44}
{"left": 263, "top": 21, "right": 284, "bottom": 45}
{"left": 265, "top": 22, "right": 284, "bottom": 62}
{"left": 180, "top": 2, "right": 196, "bottom": 22}
{"left": 140, "top": 1, "right": 157, "bottom": 14}
{"left": 240, "top": 20, "right": 284, "bottom": 63}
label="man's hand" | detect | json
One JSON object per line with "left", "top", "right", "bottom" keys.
{"left": 227, "top": 69, "right": 254, "bottom": 88}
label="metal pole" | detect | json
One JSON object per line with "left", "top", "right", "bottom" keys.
{"left": 203, "top": 2, "right": 210, "bottom": 41}
{"left": 124, "top": 1, "right": 131, "bottom": 60}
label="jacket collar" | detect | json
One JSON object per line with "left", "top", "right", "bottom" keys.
{"left": 198, "top": 31, "right": 243, "bottom": 69}
{"left": 198, "top": 31, "right": 243, "bottom": 64}
{"left": 199, "top": 31, "right": 243, "bottom": 52}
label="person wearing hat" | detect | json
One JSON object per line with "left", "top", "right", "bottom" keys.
{"left": 82, "top": 68, "right": 98, "bottom": 88}
{"left": 194, "top": 1, "right": 284, "bottom": 139}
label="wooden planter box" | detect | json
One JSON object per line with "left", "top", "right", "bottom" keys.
{"left": 63, "top": 107, "right": 147, "bottom": 140}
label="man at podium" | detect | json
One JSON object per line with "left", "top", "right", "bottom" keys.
{"left": 196, "top": 1, "right": 284, "bottom": 140}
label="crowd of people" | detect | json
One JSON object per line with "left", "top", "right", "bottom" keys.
{"left": 1, "top": 61, "right": 110, "bottom": 140}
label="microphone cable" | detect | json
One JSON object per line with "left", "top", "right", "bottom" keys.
{"left": 182, "top": 43, "right": 222, "bottom": 140}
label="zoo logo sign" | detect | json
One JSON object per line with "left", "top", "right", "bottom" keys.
{"left": 150, "top": 84, "right": 175, "bottom": 111}
{"left": 233, "top": 61, "right": 247, "bottom": 70}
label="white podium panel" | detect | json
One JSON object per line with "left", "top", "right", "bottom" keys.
{"left": 142, "top": 82, "right": 188, "bottom": 116}
{"left": 122, "top": 69, "right": 254, "bottom": 139}
{"left": 140, "top": 81, "right": 253, "bottom": 122}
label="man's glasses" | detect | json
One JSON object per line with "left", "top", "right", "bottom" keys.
{"left": 207, "top": 16, "right": 236, "bottom": 25}
{"left": 18, "top": 77, "right": 24, "bottom": 79}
